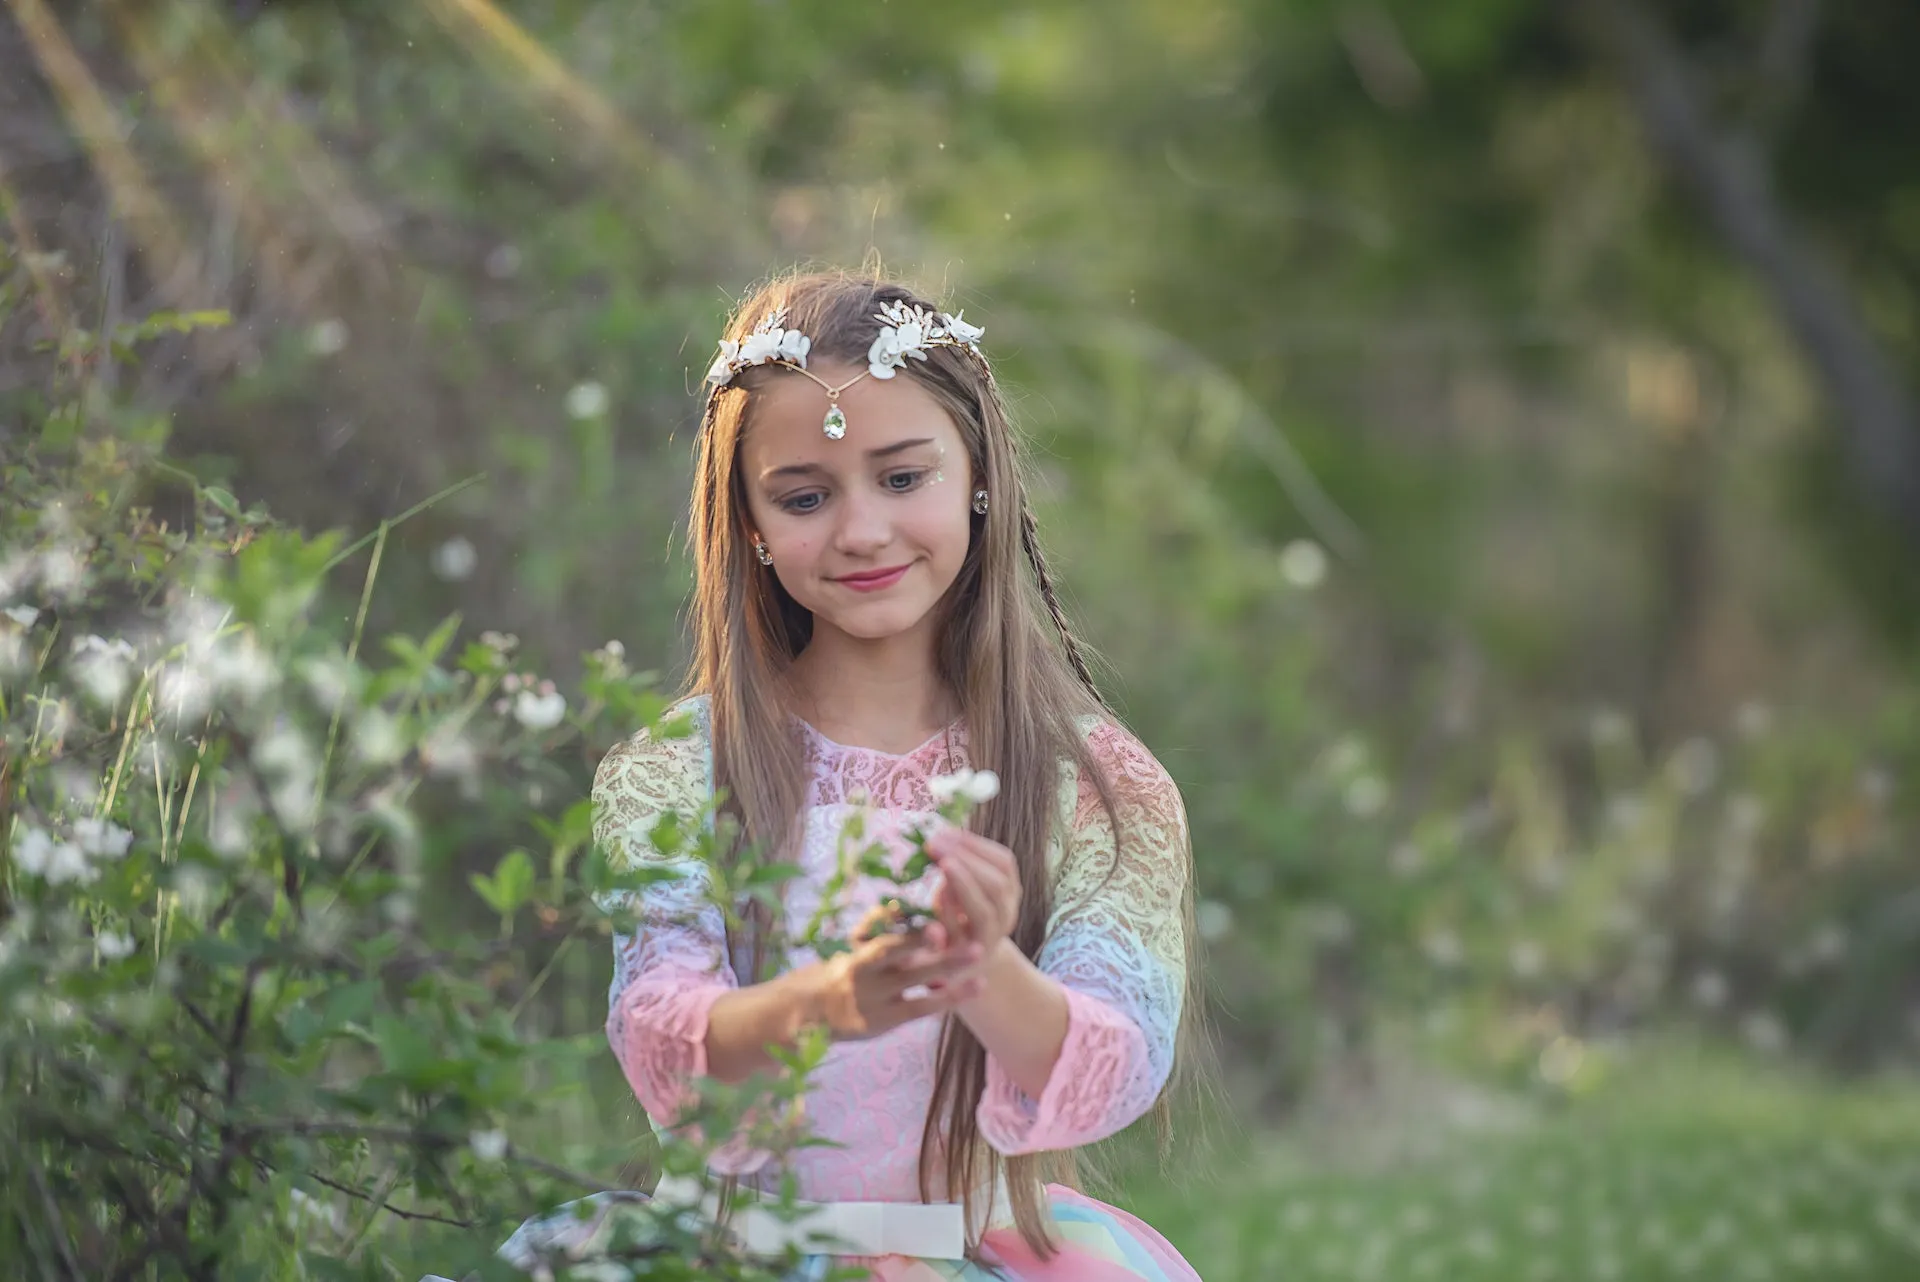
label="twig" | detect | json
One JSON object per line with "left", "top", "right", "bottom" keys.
{"left": 26, "top": 1153, "right": 87, "bottom": 1279}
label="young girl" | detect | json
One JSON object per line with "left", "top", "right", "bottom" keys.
{"left": 591, "top": 271, "right": 1204, "bottom": 1280}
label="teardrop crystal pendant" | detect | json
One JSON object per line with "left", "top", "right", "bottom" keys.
{"left": 822, "top": 404, "right": 847, "bottom": 440}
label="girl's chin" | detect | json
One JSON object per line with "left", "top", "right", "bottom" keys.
{"left": 812, "top": 601, "right": 936, "bottom": 642}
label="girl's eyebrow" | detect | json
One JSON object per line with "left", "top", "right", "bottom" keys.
{"left": 761, "top": 437, "right": 936, "bottom": 481}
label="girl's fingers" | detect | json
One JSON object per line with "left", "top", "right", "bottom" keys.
{"left": 893, "top": 941, "right": 985, "bottom": 988}
{"left": 891, "top": 972, "right": 987, "bottom": 1019}
{"left": 958, "top": 830, "right": 1019, "bottom": 881}
{"left": 930, "top": 875, "right": 969, "bottom": 944}
{"left": 937, "top": 849, "right": 993, "bottom": 939}
{"left": 937, "top": 842, "right": 1018, "bottom": 943}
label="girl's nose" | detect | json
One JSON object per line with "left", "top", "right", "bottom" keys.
{"left": 833, "top": 489, "right": 890, "bottom": 554}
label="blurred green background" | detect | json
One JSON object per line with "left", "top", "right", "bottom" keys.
{"left": 4, "top": 1, "right": 1919, "bottom": 1277}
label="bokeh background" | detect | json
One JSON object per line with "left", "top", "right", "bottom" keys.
{"left": 5, "top": 1, "right": 1920, "bottom": 1278}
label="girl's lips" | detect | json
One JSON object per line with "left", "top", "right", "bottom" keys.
{"left": 834, "top": 563, "right": 911, "bottom": 592}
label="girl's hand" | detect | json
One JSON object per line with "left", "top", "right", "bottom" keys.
{"left": 926, "top": 827, "right": 1021, "bottom": 951}
{"left": 801, "top": 911, "right": 987, "bottom": 1042}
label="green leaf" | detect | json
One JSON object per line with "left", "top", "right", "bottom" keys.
{"left": 319, "top": 979, "right": 381, "bottom": 1033}
{"left": 471, "top": 849, "right": 535, "bottom": 917}
{"left": 418, "top": 612, "right": 463, "bottom": 666}
{"left": 202, "top": 486, "right": 242, "bottom": 520}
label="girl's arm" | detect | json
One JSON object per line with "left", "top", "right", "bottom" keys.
{"left": 962, "top": 722, "right": 1191, "bottom": 1155}
{"left": 952, "top": 940, "right": 1070, "bottom": 1099}
{"left": 595, "top": 718, "right": 774, "bottom": 1173}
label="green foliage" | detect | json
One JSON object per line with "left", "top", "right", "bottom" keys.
{"left": 0, "top": 290, "right": 841, "bottom": 1280}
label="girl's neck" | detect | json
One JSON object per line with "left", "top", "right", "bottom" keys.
{"left": 788, "top": 620, "right": 957, "bottom": 755}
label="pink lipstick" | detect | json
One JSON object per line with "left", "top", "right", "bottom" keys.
{"left": 834, "top": 564, "right": 911, "bottom": 592}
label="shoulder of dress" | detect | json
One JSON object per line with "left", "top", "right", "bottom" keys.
{"left": 593, "top": 696, "right": 713, "bottom": 797}
{"left": 1074, "top": 716, "right": 1171, "bottom": 784}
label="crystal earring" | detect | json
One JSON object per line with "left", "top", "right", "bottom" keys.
{"left": 754, "top": 539, "right": 773, "bottom": 566}
{"left": 971, "top": 490, "right": 989, "bottom": 515}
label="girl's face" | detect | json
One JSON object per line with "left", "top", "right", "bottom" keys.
{"left": 740, "top": 360, "right": 974, "bottom": 646}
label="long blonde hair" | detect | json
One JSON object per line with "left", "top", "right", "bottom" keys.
{"left": 685, "top": 267, "right": 1203, "bottom": 1260}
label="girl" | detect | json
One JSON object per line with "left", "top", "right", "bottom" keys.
{"left": 591, "top": 270, "right": 1204, "bottom": 1281}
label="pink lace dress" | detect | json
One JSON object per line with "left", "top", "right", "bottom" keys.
{"left": 591, "top": 695, "right": 1201, "bottom": 1281}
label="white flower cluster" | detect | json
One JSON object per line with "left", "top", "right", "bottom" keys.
{"left": 72, "top": 634, "right": 140, "bottom": 706}
{"left": 12, "top": 817, "right": 134, "bottom": 886}
{"left": 866, "top": 302, "right": 985, "bottom": 381}
{"left": 928, "top": 768, "right": 1000, "bottom": 805}
{"left": 705, "top": 307, "right": 812, "bottom": 387}
{"left": 494, "top": 671, "right": 566, "bottom": 730}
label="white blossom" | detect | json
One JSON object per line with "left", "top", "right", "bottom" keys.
{"left": 941, "top": 311, "right": 985, "bottom": 344}
{"left": 0, "top": 632, "right": 27, "bottom": 679}
{"left": 308, "top": 318, "right": 349, "bottom": 355}
{"left": 1279, "top": 538, "right": 1328, "bottom": 589}
{"left": 352, "top": 710, "right": 407, "bottom": 766}
{"left": 470, "top": 1128, "right": 509, "bottom": 1162}
{"left": 1741, "top": 1010, "right": 1789, "bottom": 1054}
{"left": 1588, "top": 707, "right": 1634, "bottom": 746}
{"left": 96, "top": 931, "right": 135, "bottom": 960}
{"left": 705, "top": 339, "right": 741, "bottom": 385}
{"left": 287, "top": 1186, "right": 346, "bottom": 1234}
{"left": 1734, "top": 700, "right": 1773, "bottom": 738}
{"left": 512, "top": 687, "right": 567, "bottom": 731}
{"left": 12, "top": 824, "right": 93, "bottom": 884}
{"left": 1669, "top": 737, "right": 1719, "bottom": 795}
{"left": 255, "top": 724, "right": 316, "bottom": 781}
{"left": 38, "top": 545, "right": 87, "bottom": 599}
{"left": 867, "top": 328, "right": 908, "bottom": 379}
{"left": 72, "top": 816, "right": 133, "bottom": 860}
{"left": 0, "top": 552, "right": 32, "bottom": 602}
{"left": 13, "top": 826, "right": 55, "bottom": 875}
{"left": 1420, "top": 928, "right": 1463, "bottom": 968}
{"left": 219, "top": 629, "right": 280, "bottom": 702}
{"left": 738, "top": 330, "right": 784, "bottom": 367}
{"left": 299, "top": 651, "right": 364, "bottom": 710}
{"left": 565, "top": 380, "right": 609, "bottom": 420}
{"left": 156, "top": 659, "right": 214, "bottom": 722}
{"left": 172, "top": 865, "right": 220, "bottom": 919}
{"left": 3, "top": 604, "right": 37, "bottom": 627}
{"left": 928, "top": 768, "right": 999, "bottom": 805}
{"left": 569, "top": 1264, "right": 634, "bottom": 1282}
{"left": 484, "top": 243, "right": 522, "bottom": 278}
{"left": 1343, "top": 774, "right": 1389, "bottom": 818}
{"left": 210, "top": 800, "right": 255, "bottom": 860}
{"left": 43, "top": 839, "right": 96, "bottom": 886}
{"left": 430, "top": 536, "right": 478, "bottom": 582}
{"left": 421, "top": 724, "right": 479, "bottom": 778}
{"left": 72, "top": 634, "right": 139, "bottom": 706}
{"left": 1690, "top": 970, "right": 1730, "bottom": 1009}
{"left": 1196, "top": 899, "right": 1233, "bottom": 943}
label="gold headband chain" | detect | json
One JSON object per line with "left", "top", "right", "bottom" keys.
{"left": 704, "top": 301, "right": 987, "bottom": 439}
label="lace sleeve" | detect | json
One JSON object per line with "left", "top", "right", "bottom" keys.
{"left": 977, "top": 720, "right": 1189, "bottom": 1154}
{"left": 595, "top": 704, "right": 767, "bottom": 1173}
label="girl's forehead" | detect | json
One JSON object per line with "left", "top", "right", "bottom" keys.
{"left": 744, "top": 368, "right": 962, "bottom": 465}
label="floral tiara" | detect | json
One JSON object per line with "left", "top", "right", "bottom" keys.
{"left": 704, "top": 301, "right": 986, "bottom": 439}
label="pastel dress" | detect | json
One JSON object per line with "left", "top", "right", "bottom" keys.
{"left": 582, "top": 695, "right": 1200, "bottom": 1281}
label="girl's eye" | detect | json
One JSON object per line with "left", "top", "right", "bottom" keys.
{"left": 779, "top": 492, "right": 825, "bottom": 514}
{"left": 883, "top": 469, "right": 929, "bottom": 493}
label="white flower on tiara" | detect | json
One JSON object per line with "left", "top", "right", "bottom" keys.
{"left": 706, "top": 308, "right": 812, "bottom": 387}
{"left": 867, "top": 302, "right": 986, "bottom": 380}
